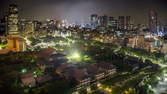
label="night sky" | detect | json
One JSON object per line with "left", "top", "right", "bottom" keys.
{"left": 1, "top": 0, "right": 167, "bottom": 24}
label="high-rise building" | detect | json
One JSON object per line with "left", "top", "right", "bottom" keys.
{"left": 125, "top": 16, "right": 131, "bottom": 30}
{"left": 0, "top": 4, "right": 27, "bottom": 54}
{"left": 163, "top": 20, "right": 167, "bottom": 33}
{"left": 98, "top": 15, "right": 108, "bottom": 27}
{"left": 6, "top": 4, "right": 26, "bottom": 52}
{"left": 90, "top": 14, "right": 98, "bottom": 28}
{"left": 149, "top": 9, "right": 158, "bottom": 32}
{"left": 108, "top": 17, "right": 118, "bottom": 30}
{"left": 164, "top": 24, "right": 167, "bottom": 33}
{"left": 118, "top": 16, "right": 125, "bottom": 30}
{"left": 33, "top": 20, "right": 42, "bottom": 31}
{"left": 19, "top": 19, "right": 26, "bottom": 32}
{"left": 7, "top": 4, "right": 19, "bottom": 35}
{"left": 118, "top": 16, "right": 132, "bottom": 30}
{"left": 25, "top": 20, "right": 35, "bottom": 33}
{"left": 108, "top": 17, "right": 114, "bottom": 26}
{"left": 0, "top": 17, "right": 6, "bottom": 36}
{"left": 47, "top": 19, "right": 56, "bottom": 31}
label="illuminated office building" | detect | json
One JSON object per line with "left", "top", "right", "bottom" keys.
{"left": 98, "top": 15, "right": 108, "bottom": 27}
{"left": 6, "top": 4, "right": 26, "bottom": 52}
{"left": 90, "top": 14, "right": 98, "bottom": 28}
{"left": 118, "top": 16, "right": 125, "bottom": 30}
{"left": 149, "top": 9, "right": 158, "bottom": 32}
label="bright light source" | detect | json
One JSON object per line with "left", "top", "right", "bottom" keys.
{"left": 72, "top": 52, "right": 80, "bottom": 59}
{"left": 97, "top": 83, "right": 101, "bottom": 87}
{"left": 21, "top": 69, "right": 27, "bottom": 73}
{"left": 67, "top": 51, "right": 82, "bottom": 62}
{"left": 87, "top": 87, "right": 91, "bottom": 92}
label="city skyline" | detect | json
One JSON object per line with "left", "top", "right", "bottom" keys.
{"left": 1, "top": 0, "right": 167, "bottom": 24}
{"left": 1, "top": 1, "right": 167, "bottom": 94}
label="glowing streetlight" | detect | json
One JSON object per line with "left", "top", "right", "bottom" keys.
{"left": 87, "top": 87, "right": 91, "bottom": 93}
{"left": 72, "top": 52, "right": 80, "bottom": 59}
{"left": 21, "top": 69, "right": 27, "bottom": 73}
{"left": 67, "top": 51, "right": 82, "bottom": 62}
{"left": 105, "top": 87, "right": 112, "bottom": 93}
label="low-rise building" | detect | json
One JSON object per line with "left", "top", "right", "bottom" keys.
{"left": 36, "top": 47, "right": 68, "bottom": 71}
{"left": 55, "top": 62, "right": 116, "bottom": 88}
{"left": 96, "top": 62, "right": 117, "bottom": 77}
{"left": 21, "top": 73, "right": 36, "bottom": 87}
{"left": 35, "top": 74, "right": 53, "bottom": 84}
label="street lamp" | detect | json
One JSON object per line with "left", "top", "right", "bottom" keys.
{"left": 72, "top": 52, "right": 80, "bottom": 59}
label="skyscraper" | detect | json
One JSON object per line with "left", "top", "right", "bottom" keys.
{"left": 25, "top": 20, "right": 35, "bottom": 34}
{"left": 6, "top": 4, "right": 26, "bottom": 52}
{"left": 118, "top": 16, "right": 131, "bottom": 30}
{"left": 149, "top": 9, "right": 158, "bottom": 32}
{"left": 125, "top": 16, "right": 131, "bottom": 30}
{"left": 90, "top": 14, "right": 98, "bottom": 28}
{"left": 118, "top": 16, "right": 125, "bottom": 30}
{"left": 7, "top": 4, "right": 19, "bottom": 35}
{"left": 108, "top": 17, "right": 114, "bottom": 26}
{"left": 108, "top": 17, "right": 118, "bottom": 30}
{"left": 0, "top": 17, "right": 6, "bottom": 36}
{"left": 98, "top": 15, "right": 108, "bottom": 27}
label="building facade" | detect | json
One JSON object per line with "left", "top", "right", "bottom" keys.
{"left": 90, "top": 14, "right": 98, "bottom": 29}
{"left": 1, "top": 4, "right": 26, "bottom": 53}
{"left": 149, "top": 9, "right": 158, "bottom": 32}
{"left": 118, "top": 16, "right": 125, "bottom": 30}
